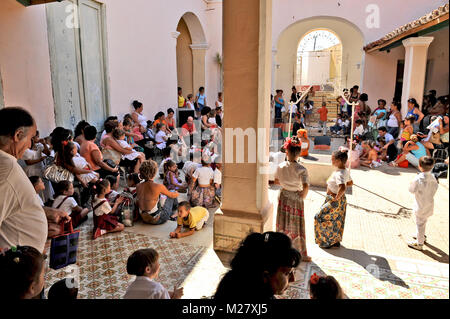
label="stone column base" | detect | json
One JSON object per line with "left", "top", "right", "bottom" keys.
{"left": 213, "top": 202, "right": 273, "bottom": 253}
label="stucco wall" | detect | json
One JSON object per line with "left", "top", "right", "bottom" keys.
{"left": 272, "top": 0, "right": 448, "bottom": 45}
{"left": 362, "top": 45, "right": 405, "bottom": 110}
{"left": 101, "top": 0, "right": 222, "bottom": 121}
{"left": 0, "top": 0, "right": 222, "bottom": 135}
{"left": 0, "top": 0, "right": 55, "bottom": 136}
{"left": 425, "top": 27, "right": 449, "bottom": 97}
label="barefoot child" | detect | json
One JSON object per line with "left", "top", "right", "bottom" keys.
{"left": 170, "top": 202, "right": 209, "bottom": 239}
{"left": 52, "top": 181, "right": 89, "bottom": 228}
{"left": 407, "top": 156, "right": 439, "bottom": 250}
{"left": 124, "top": 248, "right": 183, "bottom": 299}
{"left": 360, "top": 141, "right": 381, "bottom": 168}
{"left": 164, "top": 160, "right": 188, "bottom": 193}
{"left": 91, "top": 179, "right": 125, "bottom": 239}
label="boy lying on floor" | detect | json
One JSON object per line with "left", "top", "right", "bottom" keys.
{"left": 169, "top": 202, "right": 209, "bottom": 239}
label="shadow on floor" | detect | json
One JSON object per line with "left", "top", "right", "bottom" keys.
{"left": 422, "top": 242, "right": 450, "bottom": 264}
{"left": 325, "top": 245, "right": 410, "bottom": 289}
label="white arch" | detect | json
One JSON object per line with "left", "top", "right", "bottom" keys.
{"left": 274, "top": 16, "right": 365, "bottom": 95}
{"left": 179, "top": 12, "right": 207, "bottom": 45}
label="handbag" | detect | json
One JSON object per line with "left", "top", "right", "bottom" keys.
{"left": 49, "top": 221, "right": 80, "bottom": 270}
{"left": 43, "top": 164, "right": 74, "bottom": 183}
{"left": 102, "top": 149, "right": 121, "bottom": 166}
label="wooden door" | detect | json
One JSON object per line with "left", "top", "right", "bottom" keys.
{"left": 78, "top": 0, "right": 108, "bottom": 129}
{"left": 46, "top": 0, "right": 85, "bottom": 129}
{"left": 46, "top": 0, "right": 108, "bottom": 130}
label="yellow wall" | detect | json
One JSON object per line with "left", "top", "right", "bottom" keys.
{"left": 176, "top": 18, "right": 194, "bottom": 96}
{"left": 325, "top": 43, "right": 342, "bottom": 82}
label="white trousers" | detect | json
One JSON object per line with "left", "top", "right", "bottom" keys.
{"left": 415, "top": 215, "right": 428, "bottom": 245}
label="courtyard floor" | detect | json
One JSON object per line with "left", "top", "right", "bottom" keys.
{"left": 45, "top": 135, "right": 449, "bottom": 299}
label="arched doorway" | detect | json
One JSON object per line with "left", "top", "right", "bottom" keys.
{"left": 275, "top": 16, "right": 364, "bottom": 95}
{"left": 176, "top": 12, "right": 208, "bottom": 98}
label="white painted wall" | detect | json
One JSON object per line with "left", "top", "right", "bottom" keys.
{"left": 272, "top": 0, "right": 448, "bottom": 45}
{"left": 100, "top": 0, "right": 222, "bottom": 121}
{"left": 0, "top": 0, "right": 55, "bottom": 136}
{"left": 0, "top": 0, "right": 222, "bottom": 135}
{"left": 362, "top": 45, "right": 405, "bottom": 109}
{"left": 301, "top": 51, "right": 331, "bottom": 85}
{"left": 425, "top": 27, "right": 449, "bottom": 97}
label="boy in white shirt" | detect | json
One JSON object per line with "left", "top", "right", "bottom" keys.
{"left": 124, "top": 248, "right": 183, "bottom": 299}
{"left": 407, "top": 156, "right": 439, "bottom": 250}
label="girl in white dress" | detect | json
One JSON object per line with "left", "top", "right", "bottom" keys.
{"left": 155, "top": 123, "right": 169, "bottom": 150}
{"left": 113, "top": 129, "right": 145, "bottom": 174}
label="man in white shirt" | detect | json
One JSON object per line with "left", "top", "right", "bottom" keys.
{"left": 378, "top": 126, "right": 398, "bottom": 162}
{"left": 0, "top": 108, "right": 70, "bottom": 253}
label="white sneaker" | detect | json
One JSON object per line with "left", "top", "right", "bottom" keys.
{"left": 407, "top": 241, "right": 423, "bottom": 251}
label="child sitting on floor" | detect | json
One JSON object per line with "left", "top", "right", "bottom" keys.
{"left": 360, "top": 141, "right": 381, "bottom": 168}
{"left": 164, "top": 160, "right": 187, "bottom": 193}
{"left": 169, "top": 201, "right": 209, "bottom": 239}
{"left": 29, "top": 176, "right": 46, "bottom": 207}
{"left": 159, "top": 148, "right": 172, "bottom": 180}
{"left": 92, "top": 179, "right": 125, "bottom": 239}
{"left": 105, "top": 175, "right": 120, "bottom": 204}
{"left": 343, "top": 142, "right": 360, "bottom": 169}
{"left": 52, "top": 180, "right": 89, "bottom": 228}
{"left": 407, "top": 156, "right": 439, "bottom": 251}
{"left": 125, "top": 173, "right": 141, "bottom": 197}
{"left": 124, "top": 248, "right": 184, "bottom": 299}
{"left": 113, "top": 128, "right": 145, "bottom": 173}
{"left": 309, "top": 273, "right": 345, "bottom": 299}
{"left": 0, "top": 245, "right": 47, "bottom": 299}
{"left": 353, "top": 119, "right": 365, "bottom": 138}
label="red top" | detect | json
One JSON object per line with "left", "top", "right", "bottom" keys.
{"left": 318, "top": 107, "right": 328, "bottom": 122}
{"left": 182, "top": 123, "right": 196, "bottom": 136}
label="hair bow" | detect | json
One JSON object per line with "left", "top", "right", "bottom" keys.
{"left": 310, "top": 273, "right": 320, "bottom": 285}
{"left": 62, "top": 141, "right": 69, "bottom": 146}
{"left": 283, "top": 137, "right": 301, "bottom": 150}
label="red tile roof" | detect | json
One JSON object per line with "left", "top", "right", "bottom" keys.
{"left": 364, "top": 3, "right": 449, "bottom": 52}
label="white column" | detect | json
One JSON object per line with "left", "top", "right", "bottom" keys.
{"left": 401, "top": 37, "right": 434, "bottom": 118}
{"left": 271, "top": 48, "right": 277, "bottom": 93}
{"left": 171, "top": 31, "right": 181, "bottom": 107}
